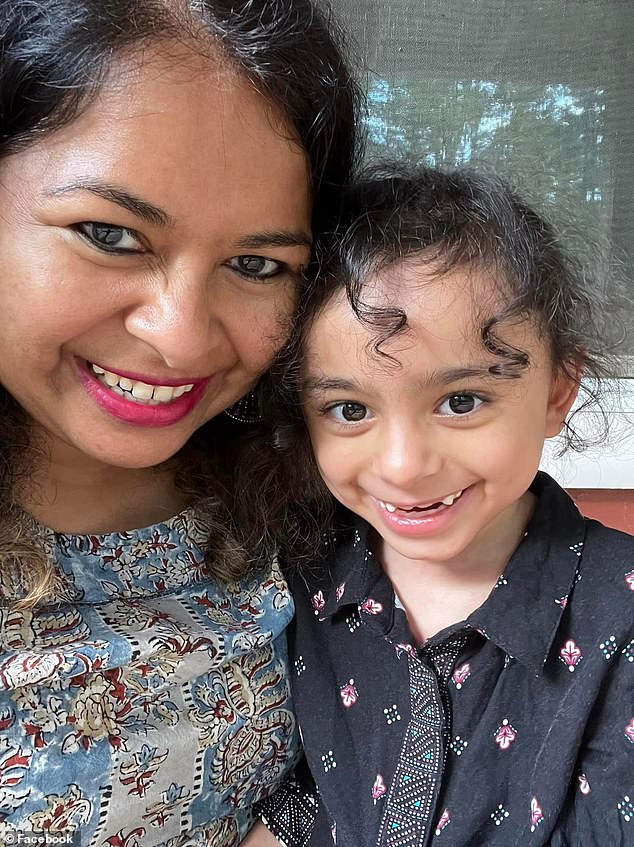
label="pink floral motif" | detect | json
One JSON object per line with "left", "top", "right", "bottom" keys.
{"left": 452, "top": 663, "right": 471, "bottom": 689}
{"left": 494, "top": 718, "right": 517, "bottom": 750}
{"left": 624, "top": 718, "right": 634, "bottom": 744}
{"left": 395, "top": 643, "right": 416, "bottom": 659}
{"left": 339, "top": 679, "right": 358, "bottom": 708}
{"left": 530, "top": 797, "right": 544, "bottom": 831}
{"left": 372, "top": 773, "right": 387, "bottom": 803}
{"left": 312, "top": 591, "right": 325, "bottom": 614}
{"left": 625, "top": 570, "right": 634, "bottom": 592}
{"left": 335, "top": 583, "right": 346, "bottom": 602}
{"left": 360, "top": 598, "right": 383, "bottom": 615}
{"left": 577, "top": 773, "right": 591, "bottom": 794}
{"left": 435, "top": 808, "right": 451, "bottom": 835}
{"left": 559, "top": 639, "right": 582, "bottom": 672}
{"left": 555, "top": 595, "right": 568, "bottom": 609}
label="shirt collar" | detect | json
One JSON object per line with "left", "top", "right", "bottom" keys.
{"left": 468, "top": 472, "right": 586, "bottom": 674}
{"left": 317, "top": 473, "right": 587, "bottom": 675}
{"left": 319, "top": 518, "right": 385, "bottom": 619}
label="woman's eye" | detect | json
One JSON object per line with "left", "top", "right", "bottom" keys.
{"left": 75, "top": 222, "right": 144, "bottom": 254}
{"left": 328, "top": 402, "right": 369, "bottom": 423}
{"left": 228, "top": 255, "right": 283, "bottom": 280}
{"left": 438, "top": 393, "right": 483, "bottom": 416}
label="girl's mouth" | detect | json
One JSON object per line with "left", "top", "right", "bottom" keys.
{"left": 377, "top": 488, "right": 465, "bottom": 517}
{"left": 370, "top": 487, "right": 471, "bottom": 538}
{"left": 88, "top": 363, "right": 195, "bottom": 406}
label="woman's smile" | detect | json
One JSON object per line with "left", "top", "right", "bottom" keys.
{"left": 0, "top": 45, "right": 311, "bottom": 469}
{"left": 77, "top": 359, "right": 212, "bottom": 427}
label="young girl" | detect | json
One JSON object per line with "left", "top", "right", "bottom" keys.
{"left": 258, "top": 166, "right": 633, "bottom": 845}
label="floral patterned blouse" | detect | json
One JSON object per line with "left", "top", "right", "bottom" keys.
{"left": 0, "top": 509, "right": 299, "bottom": 846}
{"left": 263, "top": 473, "right": 633, "bottom": 846}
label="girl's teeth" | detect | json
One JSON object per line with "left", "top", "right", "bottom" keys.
{"left": 89, "top": 363, "right": 195, "bottom": 405}
{"left": 442, "top": 490, "right": 463, "bottom": 506}
{"left": 380, "top": 490, "right": 464, "bottom": 513}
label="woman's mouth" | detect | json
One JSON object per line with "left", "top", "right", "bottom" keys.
{"left": 78, "top": 360, "right": 210, "bottom": 427}
{"left": 89, "top": 363, "right": 195, "bottom": 406}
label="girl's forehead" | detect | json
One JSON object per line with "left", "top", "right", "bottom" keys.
{"left": 304, "top": 259, "right": 548, "bottom": 379}
{"left": 312, "top": 260, "right": 500, "bottom": 343}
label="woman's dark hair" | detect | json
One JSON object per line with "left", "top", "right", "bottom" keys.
{"left": 237, "top": 162, "right": 627, "bottom": 563}
{"left": 0, "top": 0, "right": 360, "bottom": 226}
{"left": 0, "top": 0, "right": 362, "bottom": 606}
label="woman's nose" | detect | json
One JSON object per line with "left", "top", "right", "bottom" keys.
{"left": 123, "top": 268, "right": 225, "bottom": 373}
{"left": 375, "top": 420, "right": 443, "bottom": 492}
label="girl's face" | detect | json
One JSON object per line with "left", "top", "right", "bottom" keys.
{"left": 0, "top": 45, "right": 311, "bottom": 470}
{"left": 301, "top": 260, "right": 578, "bottom": 571}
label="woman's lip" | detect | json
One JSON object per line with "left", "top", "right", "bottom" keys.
{"left": 87, "top": 360, "right": 207, "bottom": 388}
{"left": 76, "top": 360, "right": 211, "bottom": 427}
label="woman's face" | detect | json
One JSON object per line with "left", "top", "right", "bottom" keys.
{"left": 0, "top": 45, "right": 311, "bottom": 470}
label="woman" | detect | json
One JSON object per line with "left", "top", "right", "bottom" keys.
{"left": 0, "top": 1, "right": 359, "bottom": 843}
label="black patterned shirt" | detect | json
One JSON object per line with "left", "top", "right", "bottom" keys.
{"left": 263, "top": 473, "right": 634, "bottom": 846}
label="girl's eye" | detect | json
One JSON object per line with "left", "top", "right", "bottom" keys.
{"left": 228, "top": 255, "right": 284, "bottom": 280}
{"left": 328, "top": 402, "right": 369, "bottom": 423}
{"left": 438, "top": 393, "right": 484, "bottom": 416}
{"left": 75, "top": 222, "right": 144, "bottom": 253}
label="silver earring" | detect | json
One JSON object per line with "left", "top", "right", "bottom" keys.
{"left": 223, "top": 390, "right": 261, "bottom": 423}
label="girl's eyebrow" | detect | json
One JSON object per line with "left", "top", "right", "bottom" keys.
{"left": 301, "top": 377, "right": 359, "bottom": 395}
{"left": 429, "top": 365, "right": 500, "bottom": 386}
{"left": 302, "top": 366, "right": 512, "bottom": 397}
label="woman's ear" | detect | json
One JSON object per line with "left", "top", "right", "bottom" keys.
{"left": 545, "top": 364, "right": 583, "bottom": 438}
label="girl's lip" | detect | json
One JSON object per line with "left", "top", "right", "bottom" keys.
{"left": 76, "top": 360, "right": 211, "bottom": 427}
{"left": 88, "top": 361, "right": 207, "bottom": 388}
{"left": 370, "top": 485, "right": 473, "bottom": 537}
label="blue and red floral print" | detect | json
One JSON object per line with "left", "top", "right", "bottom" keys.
{"left": 0, "top": 509, "right": 299, "bottom": 846}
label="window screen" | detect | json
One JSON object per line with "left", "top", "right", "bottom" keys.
{"left": 331, "top": 0, "right": 633, "bottom": 366}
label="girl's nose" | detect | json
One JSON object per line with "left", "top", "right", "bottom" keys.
{"left": 374, "top": 420, "right": 443, "bottom": 492}
{"left": 123, "top": 268, "right": 226, "bottom": 373}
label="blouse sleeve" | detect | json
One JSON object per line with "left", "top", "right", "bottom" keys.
{"left": 257, "top": 757, "right": 321, "bottom": 847}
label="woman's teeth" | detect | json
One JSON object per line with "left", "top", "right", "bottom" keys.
{"left": 90, "top": 363, "right": 194, "bottom": 406}
{"left": 379, "top": 489, "right": 464, "bottom": 514}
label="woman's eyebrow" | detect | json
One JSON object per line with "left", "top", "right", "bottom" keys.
{"left": 47, "top": 180, "right": 171, "bottom": 227}
{"left": 235, "top": 231, "right": 312, "bottom": 250}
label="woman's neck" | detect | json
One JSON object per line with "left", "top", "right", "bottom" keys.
{"left": 16, "top": 440, "right": 190, "bottom": 534}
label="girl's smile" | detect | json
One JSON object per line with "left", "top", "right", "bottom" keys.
{"left": 371, "top": 486, "right": 469, "bottom": 537}
{"left": 302, "top": 260, "right": 578, "bottom": 575}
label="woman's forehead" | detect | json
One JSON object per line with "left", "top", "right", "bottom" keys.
{"left": 2, "top": 43, "right": 311, "bottom": 242}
